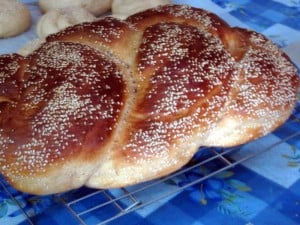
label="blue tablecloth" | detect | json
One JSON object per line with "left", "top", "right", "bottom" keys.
{"left": 0, "top": 1, "right": 300, "bottom": 225}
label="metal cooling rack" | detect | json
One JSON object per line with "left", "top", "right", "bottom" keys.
{"left": 57, "top": 137, "right": 300, "bottom": 225}
{"left": 1, "top": 102, "right": 300, "bottom": 225}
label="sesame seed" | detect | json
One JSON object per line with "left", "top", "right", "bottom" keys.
{"left": 0, "top": 5, "right": 298, "bottom": 193}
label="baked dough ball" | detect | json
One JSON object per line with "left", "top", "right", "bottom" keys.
{"left": 0, "top": 0, "right": 31, "bottom": 38}
{"left": 112, "top": 0, "right": 171, "bottom": 19}
{"left": 36, "top": 7, "right": 96, "bottom": 39}
{"left": 18, "top": 38, "right": 45, "bottom": 56}
{"left": 39, "top": 0, "right": 112, "bottom": 16}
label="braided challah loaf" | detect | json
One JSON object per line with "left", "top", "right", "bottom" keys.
{"left": 0, "top": 5, "right": 299, "bottom": 195}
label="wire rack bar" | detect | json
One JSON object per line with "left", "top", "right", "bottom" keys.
{"left": 1, "top": 129, "right": 299, "bottom": 225}
{"left": 0, "top": 181, "right": 35, "bottom": 225}
{"left": 1, "top": 103, "right": 299, "bottom": 225}
{"left": 59, "top": 196, "right": 88, "bottom": 225}
{"left": 56, "top": 128, "right": 300, "bottom": 225}
{"left": 73, "top": 188, "right": 140, "bottom": 217}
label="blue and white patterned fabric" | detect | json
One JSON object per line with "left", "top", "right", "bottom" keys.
{"left": 0, "top": 1, "right": 300, "bottom": 225}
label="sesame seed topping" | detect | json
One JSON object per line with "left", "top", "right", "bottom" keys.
{"left": 0, "top": 41, "right": 125, "bottom": 176}
{"left": 0, "top": 4, "right": 298, "bottom": 194}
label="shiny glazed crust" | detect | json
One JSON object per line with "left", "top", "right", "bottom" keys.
{"left": 0, "top": 5, "right": 299, "bottom": 195}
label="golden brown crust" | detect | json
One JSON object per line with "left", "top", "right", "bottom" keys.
{"left": 0, "top": 4, "right": 299, "bottom": 194}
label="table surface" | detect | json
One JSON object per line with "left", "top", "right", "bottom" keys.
{"left": 0, "top": 1, "right": 300, "bottom": 225}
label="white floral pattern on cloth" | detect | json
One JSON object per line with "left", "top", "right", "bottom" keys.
{"left": 273, "top": 0, "right": 300, "bottom": 7}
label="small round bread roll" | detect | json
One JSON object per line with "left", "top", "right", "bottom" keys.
{"left": 36, "top": 6, "right": 96, "bottom": 39}
{"left": 39, "top": 0, "right": 112, "bottom": 16}
{"left": 18, "top": 38, "right": 45, "bottom": 56}
{"left": 0, "top": 0, "right": 31, "bottom": 38}
{"left": 112, "top": 0, "right": 171, "bottom": 19}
